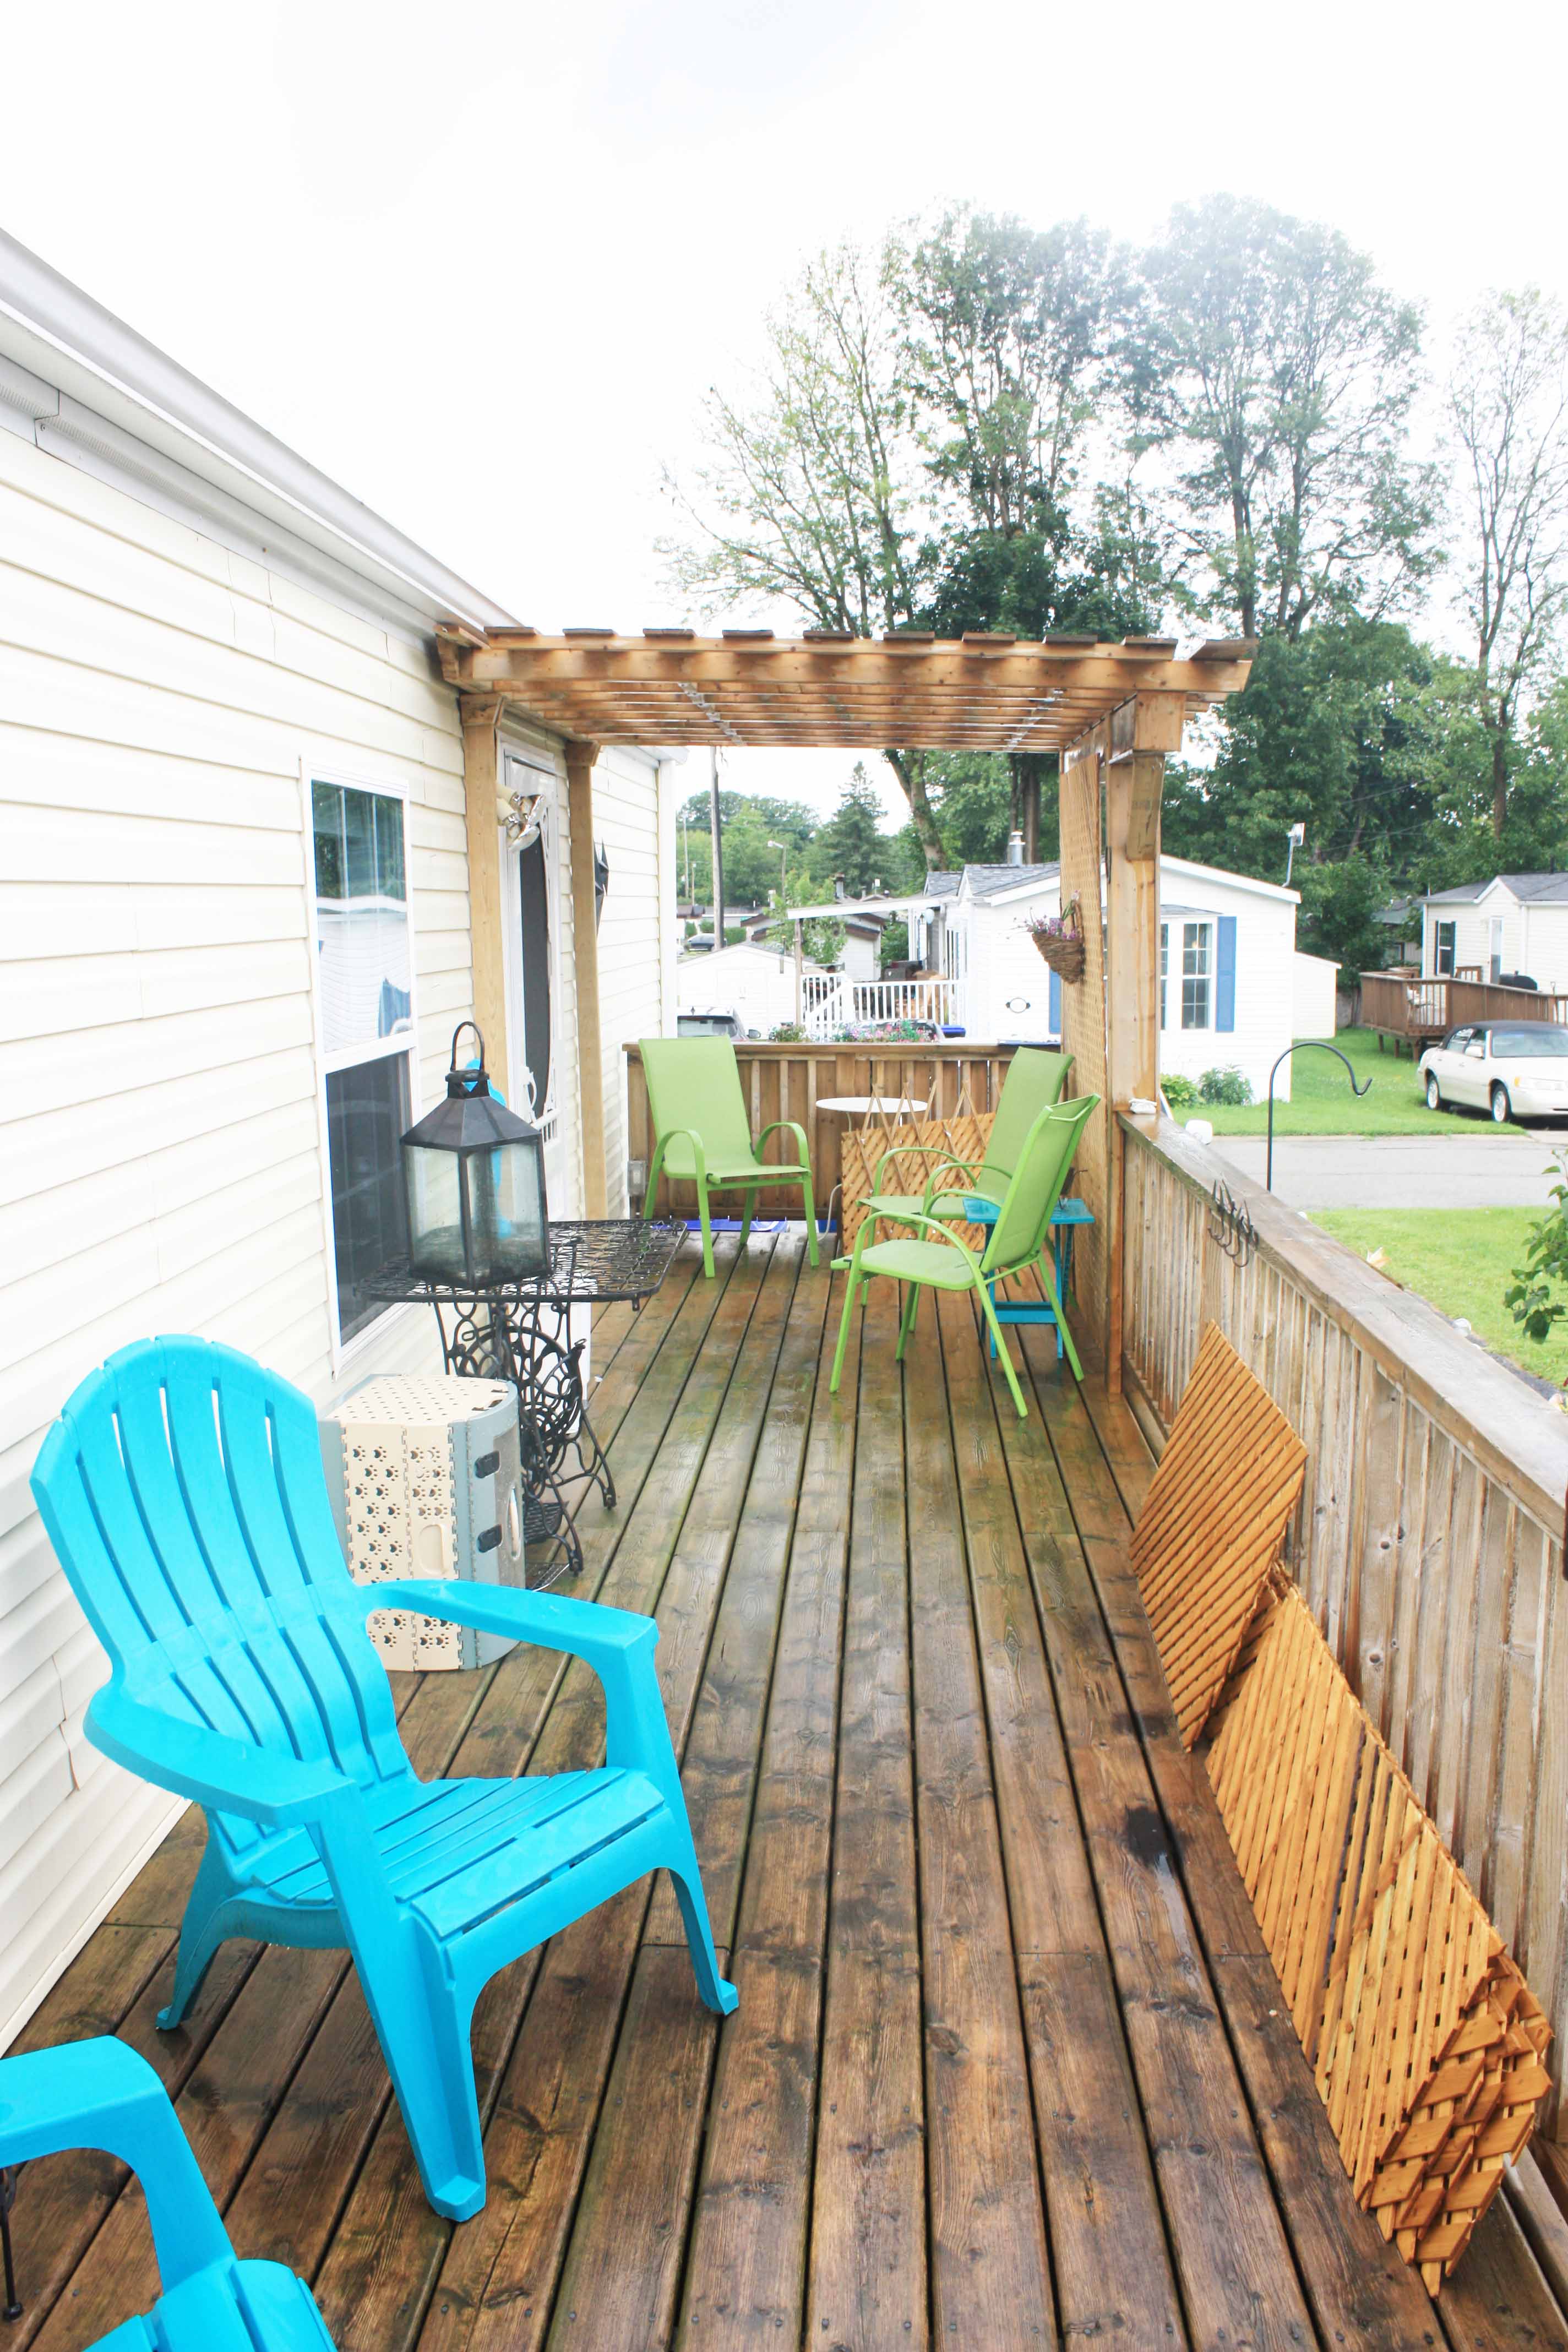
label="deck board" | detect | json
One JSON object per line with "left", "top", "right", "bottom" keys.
{"left": 8, "top": 1234, "right": 1564, "bottom": 2351}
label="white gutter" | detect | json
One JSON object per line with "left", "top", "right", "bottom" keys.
{"left": 0, "top": 228, "right": 517, "bottom": 637}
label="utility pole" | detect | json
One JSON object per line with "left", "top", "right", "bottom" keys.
{"left": 709, "top": 747, "right": 724, "bottom": 946}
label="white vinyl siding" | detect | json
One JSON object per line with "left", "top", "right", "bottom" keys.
{"left": 0, "top": 422, "right": 472, "bottom": 2046}
{"left": 593, "top": 746, "right": 672, "bottom": 1215}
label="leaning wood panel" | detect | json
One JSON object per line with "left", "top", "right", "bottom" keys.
{"left": 839, "top": 1112, "right": 992, "bottom": 1260}
{"left": 1119, "top": 1115, "right": 1568, "bottom": 2140}
{"left": 1207, "top": 1580, "right": 1553, "bottom": 2291}
{"left": 1130, "top": 1323, "right": 1307, "bottom": 1747}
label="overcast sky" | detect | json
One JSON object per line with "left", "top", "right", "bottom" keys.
{"left": 4, "top": 0, "right": 1566, "bottom": 821}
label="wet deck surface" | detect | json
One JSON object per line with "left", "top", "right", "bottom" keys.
{"left": 9, "top": 1233, "right": 1568, "bottom": 2349}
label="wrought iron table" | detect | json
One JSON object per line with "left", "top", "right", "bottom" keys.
{"left": 365, "top": 1219, "right": 686, "bottom": 1584}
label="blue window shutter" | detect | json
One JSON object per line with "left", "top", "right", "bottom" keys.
{"left": 1049, "top": 967, "right": 1061, "bottom": 1035}
{"left": 1216, "top": 916, "right": 1237, "bottom": 1031}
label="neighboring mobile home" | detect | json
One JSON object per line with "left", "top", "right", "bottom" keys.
{"left": 1420, "top": 873, "right": 1568, "bottom": 990}
{"left": 922, "top": 857, "right": 1326, "bottom": 1101}
{"left": 0, "top": 233, "right": 683, "bottom": 2045}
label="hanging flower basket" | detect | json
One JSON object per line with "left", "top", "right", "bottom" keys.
{"left": 1026, "top": 895, "right": 1086, "bottom": 983}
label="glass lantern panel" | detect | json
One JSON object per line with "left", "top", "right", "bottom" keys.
{"left": 468, "top": 1135, "right": 549, "bottom": 1282}
{"left": 404, "top": 1144, "right": 470, "bottom": 1284}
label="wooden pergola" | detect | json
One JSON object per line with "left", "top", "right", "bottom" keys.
{"left": 442, "top": 625, "right": 1254, "bottom": 1372}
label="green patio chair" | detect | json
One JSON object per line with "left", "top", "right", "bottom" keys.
{"left": 855, "top": 1046, "right": 1074, "bottom": 1233}
{"left": 830, "top": 1093, "right": 1099, "bottom": 1415}
{"left": 639, "top": 1037, "right": 818, "bottom": 1278}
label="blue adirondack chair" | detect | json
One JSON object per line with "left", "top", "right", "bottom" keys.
{"left": 30, "top": 1337, "right": 738, "bottom": 2223}
{"left": 0, "top": 2034, "right": 334, "bottom": 2346}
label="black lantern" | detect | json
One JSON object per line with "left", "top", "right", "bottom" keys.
{"left": 401, "top": 1022, "right": 549, "bottom": 1286}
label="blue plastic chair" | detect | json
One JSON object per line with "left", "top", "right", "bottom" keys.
{"left": 0, "top": 2035, "right": 334, "bottom": 2347}
{"left": 30, "top": 1337, "right": 738, "bottom": 2223}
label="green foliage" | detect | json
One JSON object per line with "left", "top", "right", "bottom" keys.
{"left": 1199, "top": 1066, "right": 1253, "bottom": 1106}
{"left": 1506, "top": 1158, "right": 1568, "bottom": 1354}
{"left": 1131, "top": 194, "right": 1435, "bottom": 640}
{"left": 767, "top": 1021, "right": 806, "bottom": 1043}
{"left": 1161, "top": 1072, "right": 1199, "bottom": 1107}
{"left": 812, "top": 764, "right": 889, "bottom": 893}
{"left": 767, "top": 914, "right": 847, "bottom": 965}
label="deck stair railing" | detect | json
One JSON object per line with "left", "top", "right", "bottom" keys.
{"left": 799, "top": 973, "right": 954, "bottom": 1038}
{"left": 1359, "top": 971, "right": 1568, "bottom": 1045}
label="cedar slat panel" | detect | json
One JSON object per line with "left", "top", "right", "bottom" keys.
{"left": 1130, "top": 1324, "right": 1306, "bottom": 1747}
{"left": 1119, "top": 1118, "right": 1568, "bottom": 2143}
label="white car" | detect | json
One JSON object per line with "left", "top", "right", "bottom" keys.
{"left": 1419, "top": 1022, "right": 1568, "bottom": 1123}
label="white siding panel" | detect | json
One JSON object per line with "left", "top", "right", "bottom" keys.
{"left": 0, "top": 424, "right": 466, "bottom": 2050}
{"left": 593, "top": 746, "right": 667, "bottom": 1215}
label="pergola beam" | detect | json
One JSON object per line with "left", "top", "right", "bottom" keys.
{"left": 436, "top": 631, "right": 1253, "bottom": 755}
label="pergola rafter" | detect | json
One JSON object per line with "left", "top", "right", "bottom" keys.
{"left": 435, "top": 627, "right": 1255, "bottom": 755}
{"left": 447, "top": 624, "right": 1254, "bottom": 1325}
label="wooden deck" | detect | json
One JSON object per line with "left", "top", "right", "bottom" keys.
{"left": 9, "top": 1233, "right": 1568, "bottom": 2351}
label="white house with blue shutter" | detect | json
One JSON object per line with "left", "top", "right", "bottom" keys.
{"left": 911, "top": 856, "right": 1321, "bottom": 1101}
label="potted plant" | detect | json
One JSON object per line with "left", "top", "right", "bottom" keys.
{"left": 1025, "top": 895, "right": 1086, "bottom": 983}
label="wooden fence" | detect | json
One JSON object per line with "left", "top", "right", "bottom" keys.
{"left": 624, "top": 1040, "right": 1019, "bottom": 1221}
{"left": 1360, "top": 971, "right": 1568, "bottom": 1048}
{"left": 1120, "top": 1114, "right": 1568, "bottom": 2132}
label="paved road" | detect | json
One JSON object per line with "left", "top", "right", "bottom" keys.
{"left": 1206, "top": 1130, "right": 1566, "bottom": 1210}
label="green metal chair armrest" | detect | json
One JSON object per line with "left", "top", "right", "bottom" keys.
{"left": 752, "top": 1118, "right": 810, "bottom": 1168}
{"left": 872, "top": 1140, "right": 971, "bottom": 1190}
{"left": 649, "top": 1124, "right": 709, "bottom": 1183}
{"left": 918, "top": 1152, "right": 989, "bottom": 1209}
{"left": 843, "top": 1206, "right": 986, "bottom": 1283}
{"left": 86, "top": 1687, "right": 356, "bottom": 1828}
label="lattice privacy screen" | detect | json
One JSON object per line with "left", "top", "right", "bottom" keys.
{"left": 1133, "top": 1325, "right": 1552, "bottom": 2290}
{"left": 1058, "top": 749, "right": 1109, "bottom": 1361}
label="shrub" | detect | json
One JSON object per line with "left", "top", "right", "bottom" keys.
{"left": 1507, "top": 1154, "right": 1568, "bottom": 1352}
{"left": 1162, "top": 1072, "right": 1199, "bottom": 1108}
{"left": 1199, "top": 1066, "right": 1253, "bottom": 1107}
{"left": 768, "top": 1021, "right": 805, "bottom": 1042}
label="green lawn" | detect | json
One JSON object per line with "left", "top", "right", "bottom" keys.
{"left": 1184, "top": 1027, "right": 1520, "bottom": 1137}
{"left": 1310, "top": 1206, "right": 1568, "bottom": 1386}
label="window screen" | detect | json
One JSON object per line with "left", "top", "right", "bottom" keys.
{"left": 518, "top": 829, "right": 553, "bottom": 1119}
{"left": 1181, "top": 922, "right": 1211, "bottom": 1029}
{"left": 325, "top": 1052, "right": 410, "bottom": 1340}
{"left": 312, "top": 780, "right": 414, "bottom": 1343}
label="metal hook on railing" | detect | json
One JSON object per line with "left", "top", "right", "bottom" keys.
{"left": 1266, "top": 1042, "right": 1371, "bottom": 1191}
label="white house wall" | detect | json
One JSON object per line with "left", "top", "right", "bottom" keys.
{"left": 0, "top": 421, "right": 480, "bottom": 2046}
{"left": 1521, "top": 906, "right": 1568, "bottom": 993}
{"left": 593, "top": 744, "right": 674, "bottom": 1215}
{"left": 957, "top": 862, "right": 1298, "bottom": 1101}
{"left": 1423, "top": 892, "right": 1527, "bottom": 985}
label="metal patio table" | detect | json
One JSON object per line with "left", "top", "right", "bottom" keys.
{"left": 365, "top": 1218, "right": 686, "bottom": 1585}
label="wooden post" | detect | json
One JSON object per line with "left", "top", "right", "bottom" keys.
{"left": 566, "top": 737, "right": 608, "bottom": 1217}
{"left": 460, "top": 696, "right": 510, "bottom": 1078}
{"left": 1104, "top": 692, "right": 1184, "bottom": 1394}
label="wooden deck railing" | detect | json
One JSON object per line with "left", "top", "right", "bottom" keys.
{"left": 1360, "top": 969, "right": 1568, "bottom": 1042}
{"left": 1119, "top": 1113, "right": 1568, "bottom": 2132}
{"left": 624, "top": 1039, "right": 1016, "bottom": 1218}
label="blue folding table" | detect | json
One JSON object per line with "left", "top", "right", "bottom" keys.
{"left": 963, "top": 1194, "right": 1095, "bottom": 1360}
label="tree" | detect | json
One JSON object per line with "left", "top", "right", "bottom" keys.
{"left": 1134, "top": 196, "right": 1434, "bottom": 640}
{"left": 1447, "top": 288, "right": 1568, "bottom": 837}
{"left": 810, "top": 764, "right": 889, "bottom": 894}
{"left": 663, "top": 215, "right": 1155, "bottom": 868}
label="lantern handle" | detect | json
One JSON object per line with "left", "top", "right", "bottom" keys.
{"left": 449, "top": 1020, "right": 488, "bottom": 1078}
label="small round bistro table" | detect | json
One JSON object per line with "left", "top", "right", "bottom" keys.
{"left": 814, "top": 1095, "right": 929, "bottom": 1118}
{"left": 366, "top": 1218, "right": 686, "bottom": 1585}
